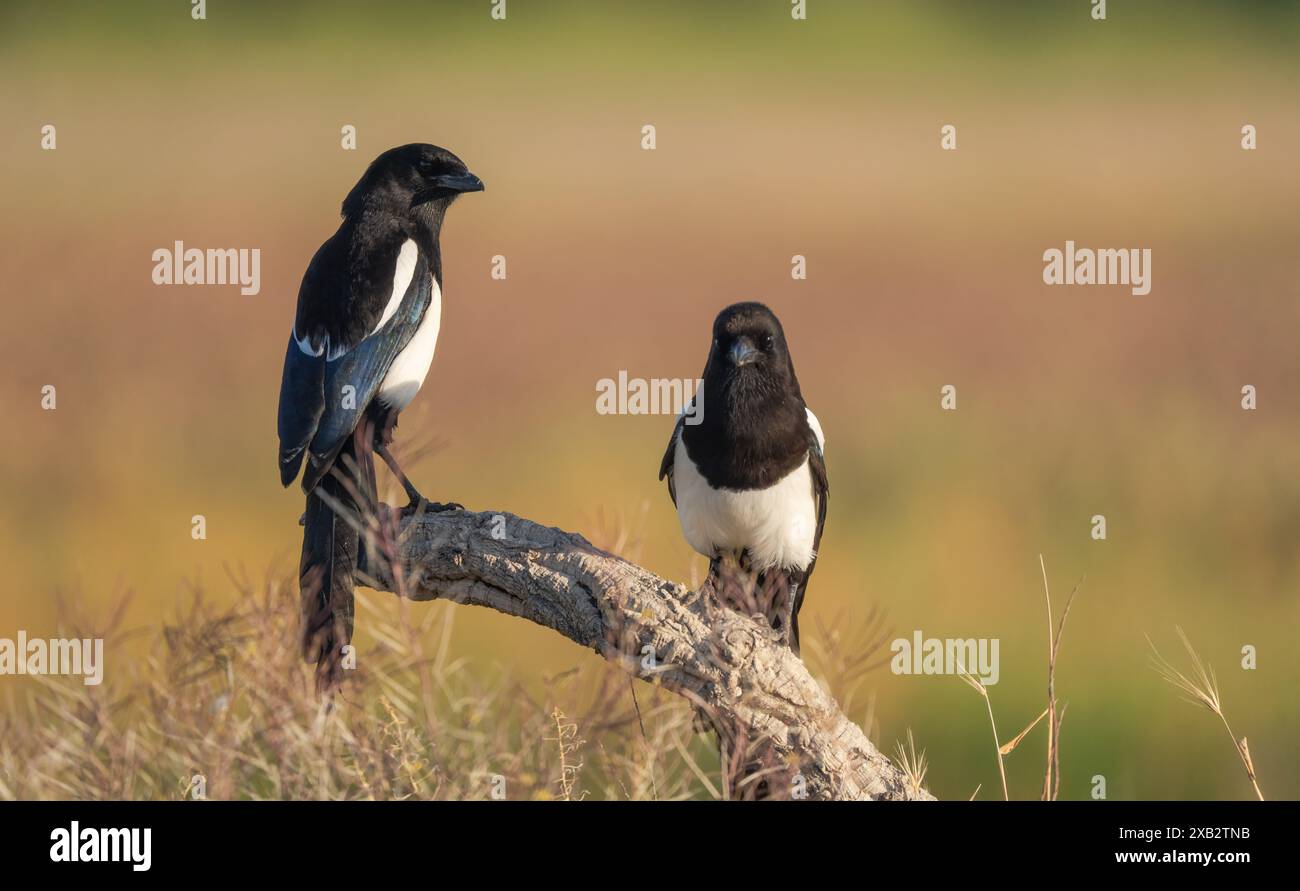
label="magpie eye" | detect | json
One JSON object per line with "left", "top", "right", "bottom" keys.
{"left": 762, "top": 334, "right": 774, "bottom": 349}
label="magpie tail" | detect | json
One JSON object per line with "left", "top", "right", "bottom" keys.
{"left": 299, "top": 438, "right": 366, "bottom": 690}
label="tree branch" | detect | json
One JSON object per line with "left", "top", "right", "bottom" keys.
{"left": 360, "top": 506, "right": 933, "bottom": 801}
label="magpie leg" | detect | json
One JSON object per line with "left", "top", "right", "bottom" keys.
{"left": 374, "top": 442, "right": 463, "bottom": 514}
{"left": 780, "top": 584, "right": 797, "bottom": 650}
{"left": 375, "top": 442, "right": 423, "bottom": 504}
{"left": 354, "top": 421, "right": 379, "bottom": 510}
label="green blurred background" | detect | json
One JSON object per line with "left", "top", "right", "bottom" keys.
{"left": 2, "top": 0, "right": 1298, "bottom": 799}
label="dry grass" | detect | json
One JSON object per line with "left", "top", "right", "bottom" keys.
{"left": 956, "top": 668, "right": 1008, "bottom": 801}
{"left": 804, "top": 605, "right": 893, "bottom": 726}
{"left": 22, "top": 541, "right": 1270, "bottom": 803}
{"left": 0, "top": 467, "right": 911, "bottom": 803}
{"left": 0, "top": 570, "right": 721, "bottom": 801}
{"left": 893, "top": 728, "right": 928, "bottom": 799}
{"left": 0, "top": 554, "right": 911, "bottom": 801}
{"left": 10, "top": 547, "right": 1271, "bottom": 802}
{"left": 957, "top": 555, "right": 1081, "bottom": 801}
{"left": 1147, "top": 626, "right": 1265, "bottom": 801}
{"left": 1038, "top": 555, "right": 1081, "bottom": 802}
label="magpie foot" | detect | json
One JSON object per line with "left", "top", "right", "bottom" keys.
{"left": 400, "top": 498, "right": 464, "bottom": 518}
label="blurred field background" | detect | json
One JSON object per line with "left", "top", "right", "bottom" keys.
{"left": 1, "top": 0, "right": 1298, "bottom": 800}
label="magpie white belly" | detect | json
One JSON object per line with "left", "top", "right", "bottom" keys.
{"left": 377, "top": 278, "right": 442, "bottom": 411}
{"left": 672, "top": 436, "right": 817, "bottom": 571}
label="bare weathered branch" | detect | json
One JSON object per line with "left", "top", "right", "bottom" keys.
{"left": 359, "top": 506, "right": 933, "bottom": 801}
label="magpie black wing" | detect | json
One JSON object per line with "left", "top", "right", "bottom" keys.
{"left": 789, "top": 408, "right": 828, "bottom": 654}
{"left": 303, "top": 255, "right": 430, "bottom": 492}
{"left": 276, "top": 232, "right": 428, "bottom": 491}
{"left": 293, "top": 232, "right": 413, "bottom": 357}
{"left": 658, "top": 408, "right": 688, "bottom": 506}
{"left": 277, "top": 333, "right": 326, "bottom": 486}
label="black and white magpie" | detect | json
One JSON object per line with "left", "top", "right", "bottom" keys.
{"left": 276, "top": 143, "right": 483, "bottom": 686}
{"left": 659, "top": 302, "right": 827, "bottom": 654}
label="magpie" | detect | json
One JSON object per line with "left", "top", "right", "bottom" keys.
{"left": 659, "top": 302, "right": 827, "bottom": 655}
{"left": 276, "top": 143, "right": 483, "bottom": 687}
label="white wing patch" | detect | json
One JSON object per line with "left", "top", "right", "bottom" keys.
{"left": 806, "top": 406, "right": 825, "bottom": 453}
{"left": 292, "top": 331, "right": 349, "bottom": 362}
{"left": 294, "top": 331, "right": 323, "bottom": 357}
{"left": 371, "top": 239, "right": 419, "bottom": 337}
{"left": 377, "top": 276, "right": 442, "bottom": 411}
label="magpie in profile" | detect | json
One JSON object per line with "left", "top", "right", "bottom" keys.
{"left": 277, "top": 143, "right": 483, "bottom": 686}
{"left": 659, "top": 302, "right": 827, "bottom": 655}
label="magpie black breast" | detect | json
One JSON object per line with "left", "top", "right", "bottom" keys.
{"left": 659, "top": 301, "right": 828, "bottom": 655}
{"left": 276, "top": 143, "right": 483, "bottom": 689}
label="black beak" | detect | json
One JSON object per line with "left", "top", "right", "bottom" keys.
{"left": 728, "top": 336, "right": 759, "bottom": 367}
{"left": 433, "top": 171, "right": 485, "bottom": 193}
{"left": 412, "top": 171, "right": 485, "bottom": 208}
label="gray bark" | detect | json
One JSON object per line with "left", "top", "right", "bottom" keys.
{"left": 361, "top": 507, "right": 934, "bottom": 801}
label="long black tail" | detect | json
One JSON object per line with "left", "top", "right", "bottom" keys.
{"left": 299, "top": 438, "right": 364, "bottom": 690}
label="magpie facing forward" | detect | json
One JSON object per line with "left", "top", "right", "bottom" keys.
{"left": 277, "top": 143, "right": 483, "bottom": 686}
{"left": 659, "top": 302, "right": 827, "bottom": 655}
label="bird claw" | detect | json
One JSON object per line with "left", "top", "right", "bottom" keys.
{"left": 401, "top": 498, "right": 464, "bottom": 518}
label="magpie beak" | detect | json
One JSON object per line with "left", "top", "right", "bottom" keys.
{"left": 728, "top": 336, "right": 759, "bottom": 367}
{"left": 437, "top": 171, "right": 485, "bottom": 193}
{"left": 414, "top": 170, "right": 484, "bottom": 203}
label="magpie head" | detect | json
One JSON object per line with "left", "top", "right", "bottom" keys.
{"left": 706, "top": 301, "right": 795, "bottom": 388}
{"left": 342, "top": 143, "right": 484, "bottom": 220}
